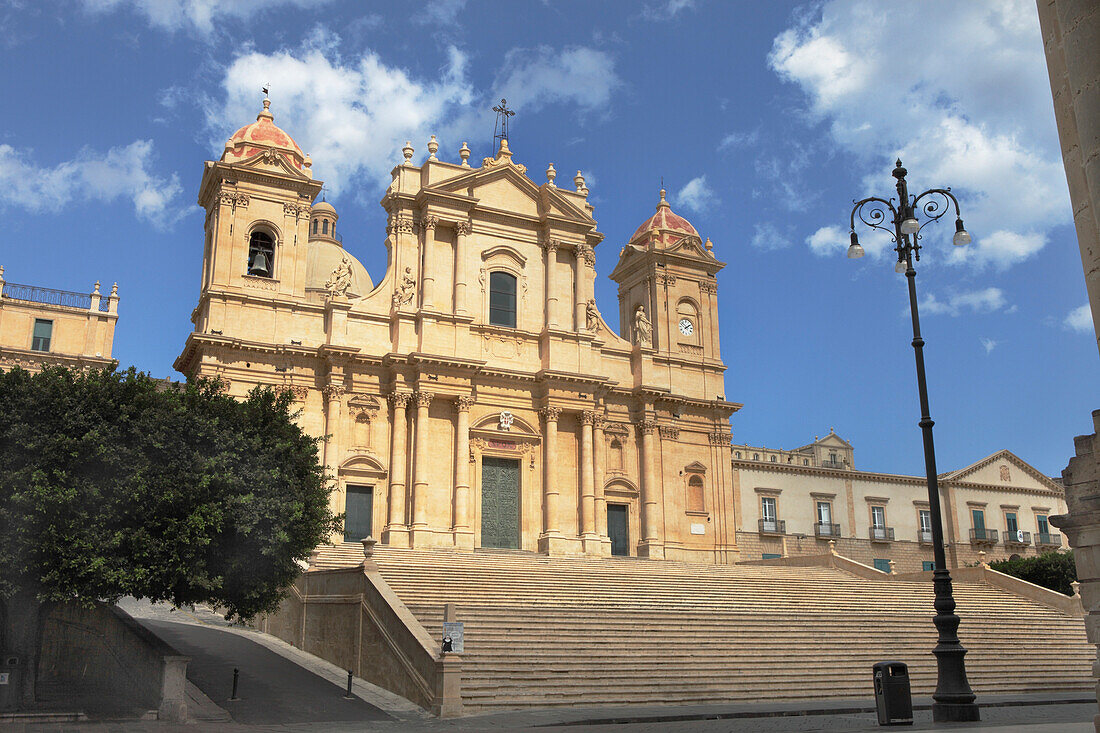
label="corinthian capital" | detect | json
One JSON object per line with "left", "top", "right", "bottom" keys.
{"left": 581, "top": 410, "right": 600, "bottom": 425}
{"left": 539, "top": 406, "right": 562, "bottom": 422}
{"left": 635, "top": 419, "right": 658, "bottom": 435}
{"left": 415, "top": 391, "right": 434, "bottom": 407}
{"left": 388, "top": 392, "right": 412, "bottom": 409}
{"left": 455, "top": 221, "right": 472, "bottom": 236}
{"left": 421, "top": 215, "right": 439, "bottom": 231}
{"left": 456, "top": 395, "right": 475, "bottom": 412}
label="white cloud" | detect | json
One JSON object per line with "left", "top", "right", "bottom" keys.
{"left": 750, "top": 222, "right": 792, "bottom": 251}
{"left": 674, "top": 176, "right": 717, "bottom": 214}
{"left": 495, "top": 46, "right": 619, "bottom": 116}
{"left": 1065, "top": 304, "right": 1094, "bottom": 333}
{"left": 981, "top": 337, "right": 998, "bottom": 353}
{"left": 807, "top": 224, "right": 894, "bottom": 259}
{"left": 719, "top": 128, "right": 761, "bottom": 151}
{"left": 79, "top": 0, "right": 330, "bottom": 35}
{"left": 919, "top": 287, "right": 1009, "bottom": 317}
{"left": 207, "top": 36, "right": 620, "bottom": 197}
{"left": 641, "top": 0, "right": 695, "bottom": 21}
{"left": 770, "top": 0, "right": 1069, "bottom": 270}
{"left": 0, "top": 140, "right": 183, "bottom": 227}
{"left": 417, "top": 0, "right": 466, "bottom": 25}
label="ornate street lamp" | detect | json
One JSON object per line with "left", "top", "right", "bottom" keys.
{"left": 848, "top": 160, "right": 979, "bottom": 723}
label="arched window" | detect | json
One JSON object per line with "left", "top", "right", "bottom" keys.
{"left": 248, "top": 230, "right": 275, "bottom": 278}
{"left": 610, "top": 438, "right": 623, "bottom": 471}
{"left": 770, "top": 455, "right": 777, "bottom": 463}
{"left": 687, "top": 475, "right": 705, "bottom": 513}
{"left": 489, "top": 271, "right": 517, "bottom": 327}
{"left": 312, "top": 219, "right": 318, "bottom": 234}
{"left": 735, "top": 451, "right": 741, "bottom": 459}
{"left": 322, "top": 220, "right": 329, "bottom": 235}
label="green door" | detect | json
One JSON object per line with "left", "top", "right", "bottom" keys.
{"left": 608, "top": 504, "right": 629, "bottom": 556}
{"left": 344, "top": 484, "right": 373, "bottom": 542}
{"left": 481, "top": 457, "right": 520, "bottom": 549}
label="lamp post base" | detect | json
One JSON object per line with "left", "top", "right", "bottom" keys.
{"left": 932, "top": 702, "right": 981, "bottom": 722}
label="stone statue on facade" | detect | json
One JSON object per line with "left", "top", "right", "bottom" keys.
{"left": 393, "top": 266, "right": 416, "bottom": 306}
{"left": 634, "top": 305, "right": 652, "bottom": 346}
{"left": 325, "top": 255, "right": 353, "bottom": 298}
{"left": 586, "top": 298, "right": 601, "bottom": 332}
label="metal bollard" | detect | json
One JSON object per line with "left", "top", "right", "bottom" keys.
{"left": 345, "top": 670, "right": 354, "bottom": 699}
{"left": 229, "top": 667, "right": 240, "bottom": 701}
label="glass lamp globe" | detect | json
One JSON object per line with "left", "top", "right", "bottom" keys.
{"left": 901, "top": 217, "right": 919, "bottom": 235}
{"left": 953, "top": 219, "right": 971, "bottom": 246}
{"left": 895, "top": 258, "right": 908, "bottom": 273}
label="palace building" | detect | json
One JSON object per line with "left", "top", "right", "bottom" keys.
{"left": 174, "top": 100, "right": 740, "bottom": 563}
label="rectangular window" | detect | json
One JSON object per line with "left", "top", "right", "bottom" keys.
{"left": 488, "top": 271, "right": 517, "bottom": 328}
{"left": 873, "top": 558, "right": 891, "bottom": 573}
{"left": 919, "top": 509, "right": 932, "bottom": 543}
{"left": 1005, "top": 512, "right": 1018, "bottom": 533}
{"left": 761, "top": 497, "right": 777, "bottom": 532}
{"left": 922, "top": 561, "right": 936, "bottom": 572}
{"left": 971, "top": 509, "right": 985, "bottom": 530}
{"left": 762, "top": 553, "right": 781, "bottom": 560}
{"left": 31, "top": 319, "right": 52, "bottom": 352}
{"left": 1037, "top": 515, "right": 1050, "bottom": 535}
{"left": 871, "top": 506, "right": 886, "bottom": 529}
{"left": 816, "top": 501, "right": 832, "bottom": 525}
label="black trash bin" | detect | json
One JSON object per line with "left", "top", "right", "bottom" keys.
{"left": 872, "top": 661, "right": 913, "bottom": 726}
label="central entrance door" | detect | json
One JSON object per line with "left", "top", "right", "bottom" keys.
{"left": 481, "top": 457, "right": 520, "bottom": 549}
{"left": 344, "top": 484, "right": 373, "bottom": 542}
{"left": 608, "top": 504, "right": 629, "bottom": 556}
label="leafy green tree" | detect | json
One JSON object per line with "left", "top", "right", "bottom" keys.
{"left": 0, "top": 366, "right": 340, "bottom": 708}
{"left": 989, "top": 550, "right": 1078, "bottom": 596}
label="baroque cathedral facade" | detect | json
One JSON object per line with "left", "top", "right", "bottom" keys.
{"left": 175, "top": 100, "right": 741, "bottom": 563}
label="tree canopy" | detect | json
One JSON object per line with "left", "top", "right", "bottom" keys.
{"left": 989, "top": 550, "right": 1078, "bottom": 596}
{"left": 0, "top": 366, "right": 339, "bottom": 620}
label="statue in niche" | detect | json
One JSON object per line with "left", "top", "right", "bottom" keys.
{"left": 325, "top": 255, "right": 353, "bottom": 298}
{"left": 634, "top": 305, "right": 652, "bottom": 346}
{"left": 393, "top": 266, "right": 416, "bottom": 306}
{"left": 586, "top": 299, "right": 601, "bottom": 332}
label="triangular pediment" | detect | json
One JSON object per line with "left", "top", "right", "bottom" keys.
{"left": 431, "top": 163, "right": 593, "bottom": 224}
{"left": 816, "top": 433, "right": 852, "bottom": 449}
{"left": 941, "top": 450, "right": 1061, "bottom": 492}
{"left": 233, "top": 149, "right": 313, "bottom": 181}
{"left": 666, "top": 235, "right": 710, "bottom": 259}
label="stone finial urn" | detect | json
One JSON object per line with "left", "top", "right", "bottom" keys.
{"left": 361, "top": 536, "right": 377, "bottom": 560}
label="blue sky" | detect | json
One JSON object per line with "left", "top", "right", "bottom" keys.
{"left": 1, "top": 0, "right": 1096, "bottom": 477}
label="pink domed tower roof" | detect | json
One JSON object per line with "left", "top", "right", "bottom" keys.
{"left": 221, "top": 99, "right": 308, "bottom": 171}
{"left": 628, "top": 188, "right": 700, "bottom": 247}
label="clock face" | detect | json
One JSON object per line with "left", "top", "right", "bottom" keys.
{"left": 679, "top": 318, "right": 694, "bottom": 336}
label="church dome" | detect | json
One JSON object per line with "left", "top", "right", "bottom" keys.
{"left": 628, "top": 189, "right": 700, "bottom": 247}
{"left": 222, "top": 99, "right": 307, "bottom": 171}
{"left": 312, "top": 200, "right": 336, "bottom": 216}
{"left": 306, "top": 240, "right": 373, "bottom": 296}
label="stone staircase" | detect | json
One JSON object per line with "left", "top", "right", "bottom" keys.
{"left": 312, "top": 544, "right": 1093, "bottom": 713}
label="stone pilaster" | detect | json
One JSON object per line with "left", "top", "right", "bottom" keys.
{"left": 453, "top": 396, "right": 474, "bottom": 549}
{"left": 454, "top": 221, "right": 471, "bottom": 315}
{"left": 593, "top": 415, "right": 609, "bottom": 552}
{"left": 579, "top": 410, "right": 600, "bottom": 553}
{"left": 420, "top": 216, "right": 438, "bottom": 311}
{"left": 383, "top": 392, "right": 411, "bottom": 548}
{"left": 322, "top": 384, "right": 343, "bottom": 541}
{"left": 544, "top": 239, "right": 559, "bottom": 329}
{"left": 538, "top": 406, "right": 565, "bottom": 554}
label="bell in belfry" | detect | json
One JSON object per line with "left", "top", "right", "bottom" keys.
{"left": 250, "top": 251, "right": 269, "bottom": 276}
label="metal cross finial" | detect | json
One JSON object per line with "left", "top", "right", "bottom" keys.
{"left": 492, "top": 98, "right": 515, "bottom": 151}
{"left": 262, "top": 84, "right": 270, "bottom": 98}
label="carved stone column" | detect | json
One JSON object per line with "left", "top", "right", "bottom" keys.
{"left": 576, "top": 244, "right": 595, "bottom": 332}
{"left": 384, "top": 392, "right": 411, "bottom": 548}
{"left": 544, "top": 239, "right": 559, "bottom": 329}
{"left": 593, "top": 415, "right": 608, "bottom": 550}
{"left": 455, "top": 221, "right": 471, "bottom": 315}
{"left": 637, "top": 419, "right": 664, "bottom": 559}
{"left": 538, "top": 406, "right": 563, "bottom": 554}
{"left": 580, "top": 410, "right": 600, "bottom": 553}
{"left": 420, "top": 216, "right": 437, "bottom": 310}
{"left": 410, "top": 391, "right": 434, "bottom": 545}
{"left": 322, "top": 384, "right": 344, "bottom": 537}
{"left": 572, "top": 245, "right": 587, "bottom": 331}
{"left": 453, "top": 396, "right": 474, "bottom": 549}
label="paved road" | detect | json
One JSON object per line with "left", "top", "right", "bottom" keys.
{"left": 141, "top": 619, "right": 390, "bottom": 726}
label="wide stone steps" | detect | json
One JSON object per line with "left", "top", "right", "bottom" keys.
{"left": 313, "top": 545, "right": 1092, "bottom": 712}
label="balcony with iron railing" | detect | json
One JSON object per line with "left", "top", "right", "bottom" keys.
{"left": 758, "top": 518, "right": 785, "bottom": 536}
{"left": 814, "top": 522, "right": 841, "bottom": 539}
{"left": 1004, "top": 530, "right": 1031, "bottom": 547}
{"left": 1035, "top": 532, "right": 1062, "bottom": 548}
{"left": 2, "top": 282, "right": 111, "bottom": 312}
{"left": 869, "top": 526, "right": 894, "bottom": 542}
{"left": 969, "top": 527, "right": 998, "bottom": 545}
{"left": 918, "top": 529, "right": 934, "bottom": 545}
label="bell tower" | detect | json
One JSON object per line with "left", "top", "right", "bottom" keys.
{"left": 609, "top": 189, "right": 725, "bottom": 372}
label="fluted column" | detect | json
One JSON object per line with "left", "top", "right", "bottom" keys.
{"left": 411, "top": 392, "right": 434, "bottom": 532}
{"left": 540, "top": 407, "right": 562, "bottom": 542}
{"left": 454, "top": 221, "right": 471, "bottom": 315}
{"left": 384, "top": 392, "right": 411, "bottom": 547}
{"left": 637, "top": 419, "right": 664, "bottom": 559}
{"left": 544, "top": 239, "right": 559, "bottom": 329}
{"left": 453, "top": 396, "right": 474, "bottom": 548}
{"left": 580, "top": 410, "right": 599, "bottom": 551}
